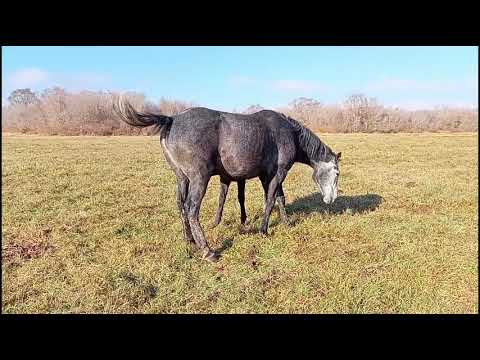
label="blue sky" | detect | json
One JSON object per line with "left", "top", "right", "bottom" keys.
{"left": 2, "top": 46, "right": 478, "bottom": 110}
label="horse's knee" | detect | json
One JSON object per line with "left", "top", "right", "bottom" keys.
{"left": 186, "top": 202, "right": 200, "bottom": 221}
{"left": 177, "top": 195, "right": 187, "bottom": 209}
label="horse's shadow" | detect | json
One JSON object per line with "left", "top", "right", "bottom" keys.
{"left": 214, "top": 193, "right": 383, "bottom": 257}
{"left": 286, "top": 193, "right": 383, "bottom": 216}
{"left": 216, "top": 237, "right": 234, "bottom": 254}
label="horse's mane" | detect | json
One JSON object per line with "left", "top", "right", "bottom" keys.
{"left": 281, "top": 113, "right": 334, "bottom": 162}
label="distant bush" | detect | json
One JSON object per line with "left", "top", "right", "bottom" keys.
{"left": 1, "top": 89, "right": 197, "bottom": 135}
{"left": 2, "top": 88, "right": 477, "bottom": 135}
{"left": 276, "top": 95, "right": 478, "bottom": 133}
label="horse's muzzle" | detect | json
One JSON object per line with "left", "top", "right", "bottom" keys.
{"left": 323, "top": 196, "right": 335, "bottom": 205}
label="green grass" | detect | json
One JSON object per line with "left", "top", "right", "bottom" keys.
{"left": 2, "top": 133, "right": 478, "bottom": 313}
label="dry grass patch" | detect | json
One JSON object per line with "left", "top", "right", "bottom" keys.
{"left": 2, "top": 133, "right": 478, "bottom": 313}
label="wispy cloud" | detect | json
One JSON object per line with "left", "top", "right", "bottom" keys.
{"left": 364, "top": 77, "right": 477, "bottom": 94}
{"left": 4, "top": 68, "right": 113, "bottom": 95}
{"left": 228, "top": 75, "right": 327, "bottom": 94}
{"left": 7, "top": 68, "right": 50, "bottom": 89}
{"left": 57, "top": 73, "right": 112, "bottom": 92}
{"left": 361, "top": 76, "right": 478, "bottom": 109}
{"left": 269, "top": 79, "right": 325, "bottom": 92}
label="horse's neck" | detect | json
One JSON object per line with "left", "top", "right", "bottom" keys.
{"left": 294, "top": 135, "right": 323, "bottom": 167}
{"left": 295, "top": 144, "right": 318, "bottom": 167}
{"left": 286, "top": 116, "right": 325, "bottom": 167}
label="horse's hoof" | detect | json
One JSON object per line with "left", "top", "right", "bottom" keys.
{"left": 202, "top": 249, "right": 220, "bottom": 263}
{"left": 185, "top": 243, "right": 198, "bottom": 257}
{"left": 239, "top": 225, "right": 250, "bottom": 235}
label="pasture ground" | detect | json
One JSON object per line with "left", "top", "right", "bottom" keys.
{"left": 1, "top": 133, "right": 478, "bottom": 313}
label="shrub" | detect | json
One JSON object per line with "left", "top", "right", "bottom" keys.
{"left": 2, "top": 89, "right": 477, "bottom": 135}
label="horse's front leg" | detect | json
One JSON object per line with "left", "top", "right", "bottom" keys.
{"left": 260, "top": 171, "right": 287, "bottom": 235}
{"left": 186, "top": 175, "right": 218, "bottom": 262}
{"left": 212, "top": 179, "right": 230, "bottom": 228}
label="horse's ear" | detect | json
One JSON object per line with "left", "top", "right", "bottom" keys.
{"left": 337, "top": 152, "right": 342, "bottom": 161}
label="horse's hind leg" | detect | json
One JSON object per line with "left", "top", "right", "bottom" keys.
{"left": 276, "top": 185, "right": 290, "bottom": 225}
{"left": 175, "top": 172, "right": 194, "bottom": 245}
{"left": 237, "top": 179, "right": 247, "bottom": 226}
{"left": 186, "top": 175, "right": 218, "bottom": 262}
{"left": 260, "top": 177, "right": 269, "bottom": 211}
{"left": 212, "top": 178, "right": 230, "bottom": 228}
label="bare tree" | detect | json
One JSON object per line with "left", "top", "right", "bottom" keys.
{"left": 2, "top": 89, "right": 477, "bottom": 135}
{"left": 158, "top": 97, "right": 196, "bottom": 116}
{"left": 8, "top": 88, "right": 39, "bottom": 106}
{"left": 343, "top": 94, "right": 381, "bottom": 132}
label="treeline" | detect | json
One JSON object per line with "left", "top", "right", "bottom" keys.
{"left": 1, "top": 88, "right": 196, "bottom": 135}
{"left": 2, "top": 88, "right": 478, "bottom": 135}
{"left": 276, "top": 96, "right": 478, "bottom": 133}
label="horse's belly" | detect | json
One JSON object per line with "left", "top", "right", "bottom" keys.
{"left": 219, "top": 149, "right": 264, "bottom": 179}
{"left": 218, "top": 118, "right": 267, "bottom": 179}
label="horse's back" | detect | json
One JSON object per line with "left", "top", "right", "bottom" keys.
{"left": 166, "top": 107, "right": 296, "bottom": 179}
{"left": 217, "top": 110, "right": 296, "bottom": 179}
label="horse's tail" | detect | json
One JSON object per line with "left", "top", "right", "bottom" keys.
{"left": 113, "top": 96, "right": 173, "bottom": 133}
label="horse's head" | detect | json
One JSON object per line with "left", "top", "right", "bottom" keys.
{"left": 312, "top": 152, "right": 342, "bottom": 204}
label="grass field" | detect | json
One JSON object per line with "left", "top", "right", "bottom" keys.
{"left": 2, "top": 133, "right": 478, "bottom": 314}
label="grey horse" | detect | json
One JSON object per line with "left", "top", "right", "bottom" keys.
{"left": 113, "top": 98, "right": 341, "bottom": 262}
